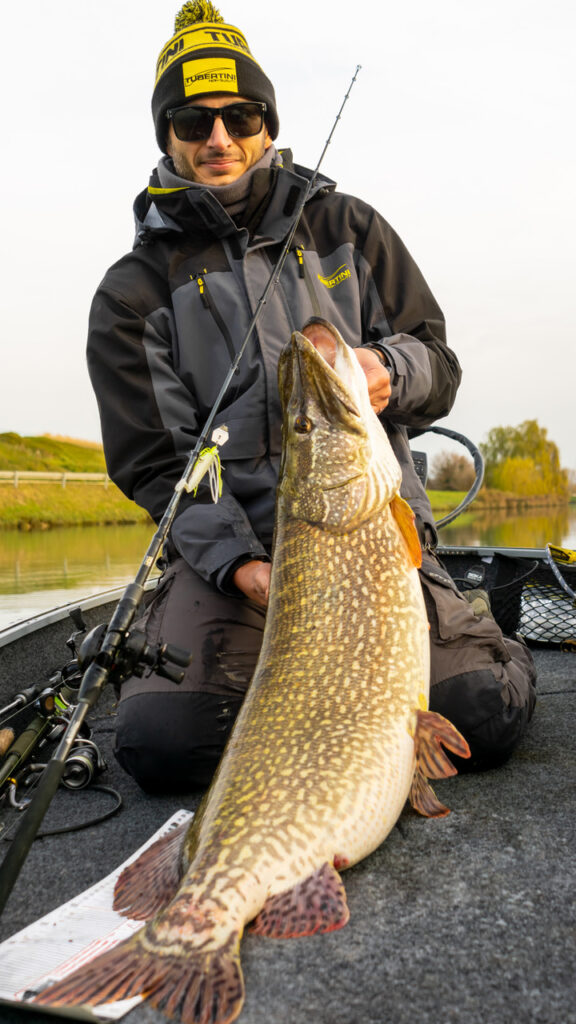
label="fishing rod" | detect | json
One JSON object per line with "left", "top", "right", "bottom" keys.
{"left": 0, "top": 65, "right": 362, "bottom": 915}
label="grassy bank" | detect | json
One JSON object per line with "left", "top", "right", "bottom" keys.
{"left": 0, "top": 432, "right": 106, "bottom": 472}
{"left": 427, "top": 488, "right": 571, "bottom": 512}
{"left": 427, "top": 490, "right": 467, "bottom": 512}
{"left": 0, "top": 433, "right": 150, "bottom": 529}
{"left": 0, "top": 483, "right": 152, "bottom": 529}
{"left": 0, "top": 486, "right": 473, "bottom": 529}
{"left": 0, "top": 434, "right": 570, "bottom": 530}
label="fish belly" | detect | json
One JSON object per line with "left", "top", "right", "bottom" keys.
{"left": 190, "top": 507, "right": 429, "bottom": 898}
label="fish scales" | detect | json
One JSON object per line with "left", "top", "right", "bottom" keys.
{"left": 35, "top": 323, "right": 469, "bottom": 1024}
{"left": 193, "top": 511, "right": 426, "bottom": 878}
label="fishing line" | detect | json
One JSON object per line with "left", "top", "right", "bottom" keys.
{"left": 1, "top": 779, "right": 122, "bottom": 843}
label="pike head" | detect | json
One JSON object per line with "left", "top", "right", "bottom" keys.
{"left": 277, "top": 322, "right": 401, "bottom": 532}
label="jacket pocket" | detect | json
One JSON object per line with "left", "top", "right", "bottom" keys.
{"left": 212, "top": 415, "right": 268, "bottom": 460}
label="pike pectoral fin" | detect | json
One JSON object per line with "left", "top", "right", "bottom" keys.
{"left": 390, "top": 494, "right": 422, "bottom": 567}
{"left": 409, "top": 709, "right": 471, "bottom": 819}
{"left": 113, "top": 822, "right": 189, "bottom": 919}
{"left": 250, "top": 861, "right": 349, "bottom": 939}
{"left": 35, "top": 928, "right": 245, "bottom": 1024}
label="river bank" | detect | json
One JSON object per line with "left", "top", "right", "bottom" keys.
{"left": 2, "top": 433, "right": 572, "bottom": 530}
{"left": 0, "top": 434, "right": 154, "bottom": 529}
{"left": 0, "top": 482, "right": 151, "bottom": 530}
{"left": 0, "top": 486, "right": 477, "bottom": 529}
{"left": 0, "top": 483, "right": 572, "bottom": 530}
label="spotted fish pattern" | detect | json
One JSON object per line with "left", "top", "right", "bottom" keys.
{"left": 36, "top": 325, "right": 470, "bottom": 1023}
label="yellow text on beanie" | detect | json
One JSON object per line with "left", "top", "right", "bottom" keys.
{"left": 152, "top": 1, "right": 279, "bottom": 153}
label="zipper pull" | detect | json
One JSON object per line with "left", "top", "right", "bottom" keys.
{"left": 295, "top": 247, "right": 305, "bottom": 279}
{"left": 197, "top": 275, "right": 210, "bottom": 308}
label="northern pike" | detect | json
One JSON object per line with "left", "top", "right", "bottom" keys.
{"left": 36, "top": 323, "right": 470, "bottom": 1023}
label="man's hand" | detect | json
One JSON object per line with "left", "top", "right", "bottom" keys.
{"left": 353, "top": 347, "right": 392, "bottom": 415}
{"left": 301, "top": 323, "right": 391, "bottom": 415}
{"left": 233, "top": 560, "right": 271, "bottom": 607}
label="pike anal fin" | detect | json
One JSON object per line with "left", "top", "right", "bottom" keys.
{"left": 250, "top": 861, "right": 349, "bottom": 939}
{"left": 113, "top": 821, "right": 189, "bottom": 919}
{"left": 409, "top": 709, "right": 471, "bottom": 819}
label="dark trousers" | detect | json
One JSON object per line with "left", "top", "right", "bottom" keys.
{"left": 115, "top": 555, "right": 537, "bottom": 793}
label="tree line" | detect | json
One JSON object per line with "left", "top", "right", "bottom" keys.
{"left": 428, "top": 419, "right": 570, "bottom": 499}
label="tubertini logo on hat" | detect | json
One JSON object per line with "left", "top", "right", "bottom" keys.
{"left": 318, "top": 265, "right": 352, "bottom": 289}
{"left": 183, "top": 57, "right": 238, "bottom": 96}
{"left": 155, "top": 24, "right": 251, "bottom": 83}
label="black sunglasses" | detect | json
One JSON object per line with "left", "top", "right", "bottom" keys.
{"left": 166, "top": 101, "right": 267, "bottom": 142}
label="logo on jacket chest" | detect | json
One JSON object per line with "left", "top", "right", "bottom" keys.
{"left": 317, "top": 264, "right": 352, "bottom": 289}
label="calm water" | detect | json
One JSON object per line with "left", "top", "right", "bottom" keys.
{"left": 437, "top": 503, "right": 576, "bottom": 549}
{"left": 0, "top": 523, "right": 158, "bottom": 631}
{"left": 0, "top": 508, "right": 575, "bottom": 631}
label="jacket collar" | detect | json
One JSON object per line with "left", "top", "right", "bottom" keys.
{"left": 132, "top": 151, "right": 335, "bottom": 248}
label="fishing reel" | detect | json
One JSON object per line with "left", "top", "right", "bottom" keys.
{"left": 77, "top": 623, "right": 192, "bottom": 693}
{"left": 6, "top": 735, "right": 107, "bottom": 809}
{"left": 61, "top": 737, "right": 106, "bottom": 791}
{"left": 0, "top": 667, "right": 106, "bottom": 811}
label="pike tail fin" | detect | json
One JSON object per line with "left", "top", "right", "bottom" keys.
{"left": 410, "top": 709, "right": 471, "bottom": 818}
{"left": 34, "top": 927, "right": 245, "bottom": 1024}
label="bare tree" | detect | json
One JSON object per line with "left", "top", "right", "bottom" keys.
{"left": 428, "top": 451, "right": 476, "bottom": 491}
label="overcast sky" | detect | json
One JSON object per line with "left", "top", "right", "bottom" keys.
{"left": 1, "top": 0, "right": 574, "bottom": 471}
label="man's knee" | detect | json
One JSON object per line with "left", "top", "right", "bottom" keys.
{"left": 420, "top": 551, "right": 537, "bottom": 770}
{"left": 120, "top": 557, "right": 264, "bottom": 702}
{"left": 429, "top": 652, "right": 537, "bottom": 771}
{"left": 115, "top": 692, "right": 243, "bottom": 792}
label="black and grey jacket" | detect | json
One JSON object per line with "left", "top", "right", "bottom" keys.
{"left": 87, "top": 153, "right": 461, "bottom": 592}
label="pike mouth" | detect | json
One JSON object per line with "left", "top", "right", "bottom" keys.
{"left": 285, "top": 332, "right": 364, "bottom": 426}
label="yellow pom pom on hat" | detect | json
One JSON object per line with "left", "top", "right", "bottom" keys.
{"left": 152, "top": 1, "right": 279, "bottom": 152}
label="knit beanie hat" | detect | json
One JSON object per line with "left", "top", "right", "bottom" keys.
{"left": 152, "top": 1, "right": 279, "bottom": 153}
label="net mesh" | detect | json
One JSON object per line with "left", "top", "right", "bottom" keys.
{"left": 439, "top": 547, "right": 576, "bottom": 648}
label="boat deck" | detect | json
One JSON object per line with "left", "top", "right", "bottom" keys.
{"left": 0, "top": 596, "right": 574, "bottom": 1024}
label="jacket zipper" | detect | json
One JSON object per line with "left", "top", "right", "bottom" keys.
{"left": 194, "top": 273, "right": 237, "bottom": 363}
{"left": 295, "top": 247, "right": 322, "bottom": 317}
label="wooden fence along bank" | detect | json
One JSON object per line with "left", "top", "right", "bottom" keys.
{"left": 0, "top": 473, "right": 110, "bottom": 489}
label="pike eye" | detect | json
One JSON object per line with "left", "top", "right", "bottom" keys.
{"left": 294, "top": 415, "right": 312, "bottom": 434}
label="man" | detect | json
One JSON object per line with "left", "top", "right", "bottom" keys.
{"left": 88, "top": 1, "right": 536, "bottom": 791}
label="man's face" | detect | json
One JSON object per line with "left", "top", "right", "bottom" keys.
{"left": 166, "top": 93, "right": 273, "bottom": 185}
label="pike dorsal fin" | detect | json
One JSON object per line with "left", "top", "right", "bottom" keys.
{"left": 390, "top": 494, "right": 422, "bottom": 567}
{"left": 250, "top": 862, "right": 349, "bottom": 938}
